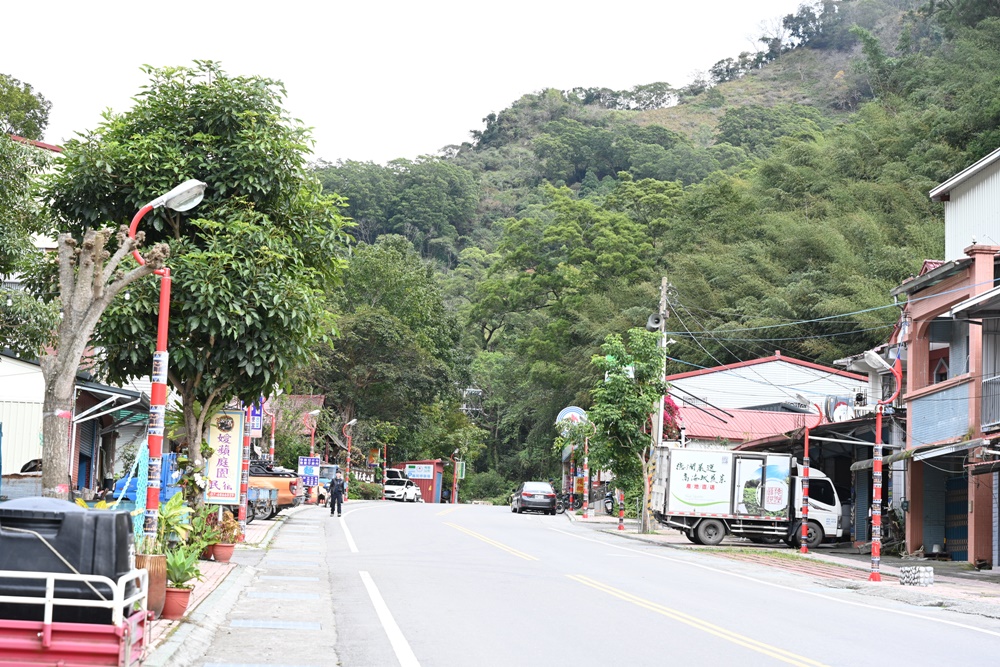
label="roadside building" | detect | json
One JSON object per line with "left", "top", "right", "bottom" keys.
{"left": 887, "top": 147, "right": 1000, "bottom": 565}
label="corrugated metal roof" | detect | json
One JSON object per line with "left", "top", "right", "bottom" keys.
{"left": 929, "top": 146, "right": 1000, "bottom": 201}
{"left": 679, "top": 406, "right": 808, "bottom": 443}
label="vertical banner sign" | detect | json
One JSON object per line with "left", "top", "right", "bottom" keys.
{"left": 206, "top": 410, "right": 244, "bottom": 504}
{"left": 298, "top": 456, "right": 320, "bottom": 487}
{"left": 367, "top": 448, "right": 379, "bottom": 467}
{"left": 249, "top": 402, "right": 263, "bottom": 439}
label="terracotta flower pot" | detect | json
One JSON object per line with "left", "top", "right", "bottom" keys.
{"left": 161, "top": 586, "right": 193, "bottom": 620}
{"left": 135, "top": 553, "right": 167, "bottom": 619}
{"left": 213, "top": 543, "right": 236, "bottom": 563}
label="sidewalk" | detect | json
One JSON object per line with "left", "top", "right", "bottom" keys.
{"left": 145, "top": 504, "right": 309, "bottom": 654}
{"left": 566, "top": 509, "right": 1000, "bottom": 619}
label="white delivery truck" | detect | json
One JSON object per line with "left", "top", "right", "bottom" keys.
{"left": 650, "top": 446, "right": 843, "bottom": 548}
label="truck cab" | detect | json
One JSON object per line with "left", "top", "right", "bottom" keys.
{"left": 793, "top": 467, "right": 843, "bottom": 544}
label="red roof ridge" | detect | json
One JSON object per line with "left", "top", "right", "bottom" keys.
{"left": 666, "top": 354, "right": 866, "bottom": 382}
{"left": 8, "top": 133, "right": 63, "bottom": 153}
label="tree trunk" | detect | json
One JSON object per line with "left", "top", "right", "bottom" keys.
{"left": 40, "top": 382, "right": 75, "bottom": 500}
{"left": 37, "top": 228, "right": 166, "bottom": 499}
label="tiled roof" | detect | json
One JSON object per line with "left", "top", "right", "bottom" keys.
{"left": 679, "top": 406, "right": 810, "bottom": 443}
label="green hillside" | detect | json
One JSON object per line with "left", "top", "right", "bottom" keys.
{"left": 313, "top": 0, "right": 1000, "bottom": 483}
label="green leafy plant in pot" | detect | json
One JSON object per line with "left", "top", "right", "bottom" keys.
{"left": 190, "top": 504, "right": 222, "bottom": 560}
{"left": 162, "top": 546, "right": 204, "bottom": 620}
{"left": 135, "top": 493, "right": 192, "bottom": 618}
{"left": 211, "top": 510, "right": 241, "bottom": 563}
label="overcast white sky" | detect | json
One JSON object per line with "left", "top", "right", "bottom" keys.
{"left": 3, "top": 0, "right": 804, "bottom": 164}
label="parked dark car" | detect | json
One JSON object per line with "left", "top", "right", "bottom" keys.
{"left": 510, "top": 481, "right": 557, "bottom": 515}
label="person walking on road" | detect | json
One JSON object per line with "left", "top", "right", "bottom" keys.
{"left": 329, "top": 471, "right": 346, "bottom": 517}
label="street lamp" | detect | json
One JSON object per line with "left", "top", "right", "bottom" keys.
{"left": 304, "top": 409, "right": 320, "bottom": 457}
{"left": 128, "top": 179, "right": 206, "bottom": 545}
{"left": 263, "top": 400, "right": 277, "bottom": 461}
{"left": 342, "top": 418, "right": 357, "bottom": 503}
{"left": 795, "top": 394, "right": 823, "bottom": 554}
{"left": 864, "top": 350, "right": 903, "bottom": 582}
{"left": 450, "top": 448, "right": 460, "bottom": 505}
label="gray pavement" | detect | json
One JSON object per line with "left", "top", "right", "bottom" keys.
{"left": 567, "top": 507, "right": 1000, "bottom": 620}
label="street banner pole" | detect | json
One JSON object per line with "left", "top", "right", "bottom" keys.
{"left": 238, "top": 405, "right": 250, "bottom": 542}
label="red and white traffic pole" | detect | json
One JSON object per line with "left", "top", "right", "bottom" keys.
{"left": 582, "top": 426, "right": 593, "bottom": 519}
{"left": 451, "top": 450, "right": 459, "bottom": 504}
{"left": 237, "top": 405, "right": 250, "bottom": 541}
{"left": 617, "top": 488, "right": 625, "bottom": 531}
{"left": 868, "top": 353, "right": 902, "bottom": 582}
{"left": 800, "top": 401, "right": 822, "bottom": 554}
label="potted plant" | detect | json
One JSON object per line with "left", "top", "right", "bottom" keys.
{"left": 162, "top": 546, "right": 203, "bottom": 620}
{"left": 190, "top": 504, "right": 221, "bottom": 560}
{"left": 135, "top": 493, "right": 192, "bottom": 618}
{"left": 212, "top": 510, "right": 241, "bottom": 563}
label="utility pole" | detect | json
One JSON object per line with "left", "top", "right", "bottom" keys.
{"left": 644, "top": 276, "right": 669, "bottom": 534}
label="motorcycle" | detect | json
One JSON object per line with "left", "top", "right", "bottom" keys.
{"left": 555, "top": 492, "right": 583, "bottom": 514}
{"left": 604, "top": 489, "right": 615, "bottom": 515}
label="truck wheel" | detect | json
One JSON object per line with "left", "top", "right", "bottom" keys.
{"left": 695, "top": 519, "right": 726, "bottom": 546}
{"left": 685, "top": 531, "right": 702, "bottom": 544}
{"left": 804, "top": 521, "right": 825, "bottom": 549}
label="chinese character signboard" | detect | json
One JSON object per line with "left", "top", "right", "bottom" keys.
{"left": 298, "top": 456, "right": 320, "bottom": 487}
{"left": 206, "top": 410, "right": 245, "bottom": 504}
{"left": 405, "top": 464, "right": 433, "bottom": 480}
{"left": 249, "top": 402, "right": 263, "bottom": 438}
{"left": 665, "top": 449, "right": 732, "bottom": 515}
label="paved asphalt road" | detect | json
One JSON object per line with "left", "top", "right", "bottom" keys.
{"left": 194, "top": 502, "right": 1000, "bottom": 666}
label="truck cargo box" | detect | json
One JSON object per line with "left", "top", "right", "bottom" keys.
{"left": 0, "top": 497, "right": 136, "bottom": 624}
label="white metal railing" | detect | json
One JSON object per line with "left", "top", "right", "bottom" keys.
{"left": 982, "top": 372, "right": 1000, "bottom": 431}
{"left": 0, "top": 567, "right": 148, "bottom": 627}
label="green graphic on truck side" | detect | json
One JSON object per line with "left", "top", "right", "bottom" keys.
{"left": 670, "top": 494, "right": 728, "bottom": 508}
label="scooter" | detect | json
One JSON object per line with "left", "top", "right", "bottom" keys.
{"left": 604, "top": 489, "right": 615, "bottom": 514}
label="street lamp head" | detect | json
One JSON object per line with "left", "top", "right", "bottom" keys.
{"left": 308, "top": 409, "right": 321, "bottom": 416}
{"left": 149, "top": 179, "right": 207, "bottom": 212}
{"left": 864, "top": 350, "right": 894, "bottom": 373}
{"left": 346, "top": 418, "right": 358, "bottom": 427}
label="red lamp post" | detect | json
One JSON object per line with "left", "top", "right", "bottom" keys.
{"left": 263, "top": 400, "right": 277, "bottom": 461}
{"left": 450, "top": 449, "right": 459, "bottom": 504}
{"left": 342, "top": 418, "right": 357, "bottom": 502}
{"left": 865, "top": 351, "right": 903, "bottom": 582}
{"left": 127, "top": 179, "right": 206, "bottom": 545}
{"left": 795, "top": 394, "right": 823, "bottom": 554}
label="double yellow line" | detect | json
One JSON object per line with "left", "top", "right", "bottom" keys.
{"left": 445, "top": 522, "right": 538, "bottom": 561}
{"left": 567, "top": 575, "right": 827, "bottom": 667}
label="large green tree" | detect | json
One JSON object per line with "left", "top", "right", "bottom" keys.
{"left": 296, "top": 235, "right": 459, "bottom": 454}
{"left": 588, "top": 329, "right": 665, "bottom": 533}
{"left": 43, "top": 61, "right": 351, "bottom": 478}
{"left": 0, "top": 73, "right": 51, "bottom": 139}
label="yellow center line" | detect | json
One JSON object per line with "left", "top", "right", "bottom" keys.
{"left": 445, "top": 522, "right": 538, "bottom": 561}
{"left": 436, "top": 506, "right": 458, "bottom": 516}
{"left": 568, "top": 575, "right": 828, "bottom": 667}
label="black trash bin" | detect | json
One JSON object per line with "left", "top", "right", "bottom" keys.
{"left": 0, "top": 497, "right": 136, "bottom": 624}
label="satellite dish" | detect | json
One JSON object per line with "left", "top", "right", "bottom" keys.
{"left": 824, "top": 395, "right": 852, "bottom": 422}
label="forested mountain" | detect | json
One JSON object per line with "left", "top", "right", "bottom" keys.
{"left": 313, "top": 0, "right": 1000, "bottom": 486}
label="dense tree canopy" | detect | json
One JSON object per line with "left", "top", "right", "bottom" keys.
{"left": 42, "top": 61, "right": 351, "bottom": 473}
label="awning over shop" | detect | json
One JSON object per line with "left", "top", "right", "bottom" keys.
{"left": 950, "top": 285, "right": 1000, "bottom": 319}
{"left": 851, "top": 439, "right": 983, "bottom": 471}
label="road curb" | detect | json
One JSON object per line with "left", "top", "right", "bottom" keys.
{"left": 144, "top": 563, "right": 258, "bottom": 667}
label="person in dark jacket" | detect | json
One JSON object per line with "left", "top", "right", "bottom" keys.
{"left": 329, "top": 472, "right": 346, "bottom": 517}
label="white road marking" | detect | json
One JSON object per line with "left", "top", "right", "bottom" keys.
{"left": 548, "top": 527, "right": 1000, "bottom": 638}
{"left": 340, "top": 516, "right": 359, "bottom": 553}
{"left": 359, "top": 571, "right": 420, "bottom": 667}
